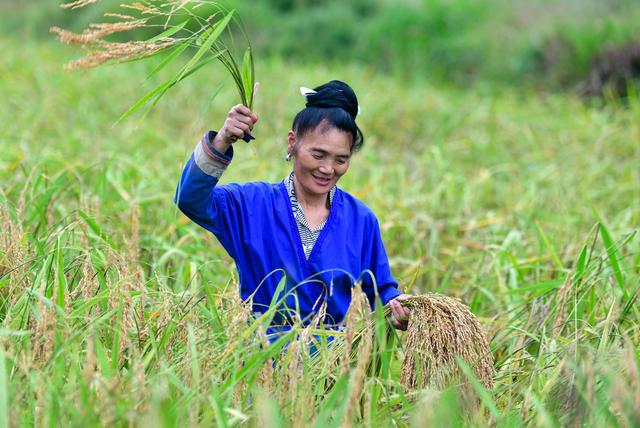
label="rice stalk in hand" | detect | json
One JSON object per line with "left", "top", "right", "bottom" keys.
{"left": 51, "top": 0, "right": 256, "bottom": 135}
{"left": 399, "top": 294, "right": 495, "bottom": 391}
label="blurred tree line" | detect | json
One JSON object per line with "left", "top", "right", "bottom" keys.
{"left": 4, "top": 0, "right": 639, "bottom": 92}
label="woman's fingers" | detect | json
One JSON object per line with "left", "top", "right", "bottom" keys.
{"left": 401, "top": 304, "right": 411, "bottom": 319}
{"left": 231, "top": 103, "right": 250, "bottom": 115}
{"left": 229, "top": 104, "right": 258, "bottom": 130}
{"left": 389, "top": 299, "right": 398, "bottom": 317}
{"left": 391, "top": 297, "right": 409, "bottom": 320}
{"left": 390, "top": 300, "right": 403, "bottom": 323}
{"left": 388, "top": 296, "right": 410, "bottom": 331}
{"left": 215, "top": 103, "right": 258, "bottom": 146}
{"left": 228, "top": 126, "right": 248, "bottom": 141}
{"left": 395, "top": 294, "right": 412, "bottom": 318}
{"left": 232, "top": 115, "right": 256, "bottom": 131}
{"left": 395, "top": 294, "right": 410, "bottom": 304}
{"left": 390, "top": 302, "right": 400, "bottom": 328}
{"left": 226, "top": 126, "right": 246, "bottom": 141}
{"left": 219, "top": 103, "right": 259, "bottom": 145}
{"left": 231, "top": 119, "right": 252, "bottom": 134}
{"left": 390, "top": 313, "right": 407, "bottom": 330}
{"left": 231, "top": 104, "right": 258, "bottom": 122}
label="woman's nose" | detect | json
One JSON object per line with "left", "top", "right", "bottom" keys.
{"left": 318, "top": 163, "right": 333, "bottom": 175}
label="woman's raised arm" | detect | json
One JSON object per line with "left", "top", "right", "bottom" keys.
{"left": 174, "top": 104, "right": 258, "bottom": 239}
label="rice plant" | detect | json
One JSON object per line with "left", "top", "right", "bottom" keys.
{"left": 51, "top": 0, "right": 256, "bottom": 130}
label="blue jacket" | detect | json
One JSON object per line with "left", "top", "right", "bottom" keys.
{"left": 175, "top": 146, "right": 401, "bottom": 328}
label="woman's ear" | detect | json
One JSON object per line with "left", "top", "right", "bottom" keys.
{"left": 287, "top": 130, "right": 296, "bottom": 156}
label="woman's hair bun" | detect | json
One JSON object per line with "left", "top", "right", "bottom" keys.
{"left": 293, "top": 79, "right": 364, "bottom": 152}
{"left": 305, "top": 80, "right": 359, "bottom": 120}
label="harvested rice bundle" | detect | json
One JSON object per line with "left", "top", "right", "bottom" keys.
{"left": 399, "top": 294, "right": 494, "bottom": 391}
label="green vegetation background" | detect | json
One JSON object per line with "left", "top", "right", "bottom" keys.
{"left": 8, "top": 0, "right": 640, "bottom": 86}
{"left": 0, "top": 0, "right": 639, "bottom": 426}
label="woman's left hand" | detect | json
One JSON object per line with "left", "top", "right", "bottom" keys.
{"left": 389, "top": 294, "right": 411, "bottom": 331}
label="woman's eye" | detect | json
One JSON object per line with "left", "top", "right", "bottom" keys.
{"left": 312, "top": 154, "right": 322, "bottom": 159}
{"left": 337, "top": 159, "right": 346, "bottom": 165}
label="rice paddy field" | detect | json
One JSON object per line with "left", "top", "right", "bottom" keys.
{"left": 1, "top": 5, "right": 640, "bottom": 426}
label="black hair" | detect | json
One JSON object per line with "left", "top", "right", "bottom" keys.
{"left": 291, "top": 80, "right": 364, "bottom": 152}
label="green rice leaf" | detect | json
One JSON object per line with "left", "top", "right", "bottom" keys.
{"left": 574, "top": 244, "right": 588, "bottom": 282}
{"left": 146, "top": 38, "right": 191, "bottom": 80}
{"left": 218, "top": 50, "right": 244, "bottom": 102}
{"left": 535, "top": 221, "right": 563, "bottom": 270}
{"left": 209, "top": 383, "right": 230, "bottom": 428}
{"left": 619, "top": 285, "right": 639, "bottom": 325}
{"left": 176, "top": 10, "right": 234, "bottom": 83}
{"left": 157, "top": 320, "right": 176, "bottom": 354}
{"left": 116, "top": 80, "right": 173, "bottom": 124}
{"left": 148, "top": 19, "right": 189, "bottom": 43}
{"left": 120, "top": 45, "right": 226, "bottom": 124}
{"left": 34, "top": 254, "right": 54, "bottom": 300}
{"left": 599, "top": 222, "right": 627, "bottom": 298}
{"left": 78, "top": 210, "right": 120, "bottom": 251}
{"left": 312, "top": 374, "right": 350, "bottom": 428}
{"left": 55, "top": 235, "right": 67, "bottom": 309}
{"left": 504, "top": 278, "right": 565, "bottom": 295}
{"left": 94, "top": 336, "right": 111, "bottom": 378}
{"left": 142, "top": 50, "right": 225, "bottom": 117}
{"left": 118, "top": 11, "right": 235, "bottom": 124}
{"left": 69, "top": 292, "right": 108, "bottom": 318}
{"left": 268, "top": 275, "right": 287, "bottom": 312}
{"left": 241, "top": 47, "right": 253, "bottom": 108}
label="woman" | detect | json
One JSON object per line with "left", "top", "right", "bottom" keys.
{"left": 175, "top": 80, "right": 410, "bottom": 338}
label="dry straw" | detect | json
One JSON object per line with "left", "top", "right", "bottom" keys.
{"left": 399, "top": 293, "right": 495, "bottom": 391}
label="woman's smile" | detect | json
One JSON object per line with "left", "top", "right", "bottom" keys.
{"left": 312, "top": 173, "right": 331, "bottom": 187}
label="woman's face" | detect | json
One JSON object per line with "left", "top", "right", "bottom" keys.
{"left": 288, "top": 124, "right": 352, "bottom": 198}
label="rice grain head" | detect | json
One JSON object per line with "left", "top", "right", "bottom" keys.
{"left": 61, "top": 0, "right": 100, "bottom": 9}
{"left": 104, "top": 13, "right": 136, "bottom": 20}
{"left": 51, "top": 20, "right": 146, "bottom": 45}
{"left": 120, "top": 2, "right": 163, "bottom": 15}
{"left": 57, "top": 40, "right": 174, "bottom": 70}
{"left": 400, "top": 294, "right": 495, "bottom": 391}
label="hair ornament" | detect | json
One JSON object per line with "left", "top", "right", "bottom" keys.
{"left": 300, "top": 86, "right": 317, "bottom": 98}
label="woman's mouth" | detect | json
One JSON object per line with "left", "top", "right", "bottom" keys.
{"left": 312, "top": 174, "right": 331, "bottom": 187}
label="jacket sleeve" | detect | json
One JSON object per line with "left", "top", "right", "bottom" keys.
{"left": 174, "top": 131, "right": 239, "bottom": 259}
{"left": 360, "top": 215, "right": 402, "bottom": 307}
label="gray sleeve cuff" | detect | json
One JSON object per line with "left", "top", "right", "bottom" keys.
{"left": 193, "top": 130, "right": 234, "bottom": 179}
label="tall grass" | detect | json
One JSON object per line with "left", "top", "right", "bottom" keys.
{"left": 0, "top": 37, "right": 639, "bottom": 426}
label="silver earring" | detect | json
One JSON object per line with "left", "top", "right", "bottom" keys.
{"left": 285, "top": 153, "right": 292, "bottom": 162}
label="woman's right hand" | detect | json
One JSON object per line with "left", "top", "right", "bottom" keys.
{"left": 212, "top": 104, "right": 259, "bottom": 151}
